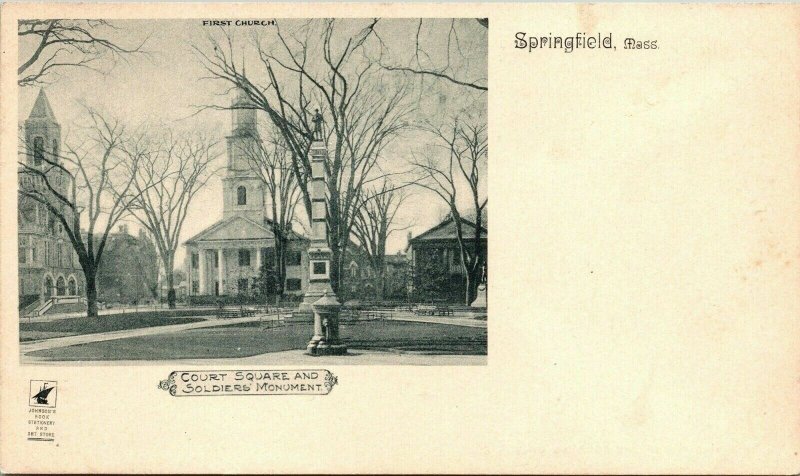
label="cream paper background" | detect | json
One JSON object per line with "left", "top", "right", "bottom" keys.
{"left": 1, "top": 3, "right": 799, "bottom": 474}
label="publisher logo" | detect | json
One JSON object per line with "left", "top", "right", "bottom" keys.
{"left": 29, "top": 380, "right": 57, "bottom": 408}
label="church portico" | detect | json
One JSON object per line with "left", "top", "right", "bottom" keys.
{"left": 190, "top": 241, "right": 270, "bottom": 296}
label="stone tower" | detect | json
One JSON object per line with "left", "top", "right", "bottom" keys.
{"left": 24, "top": 89, "right": 62, "bottom": 170}
{"left": 222, "top": 86, "right": 265, "bottom": 223}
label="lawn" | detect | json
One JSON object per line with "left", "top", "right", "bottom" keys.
{"left": 26, "top": 321, "right": 487, "bottom": 360}
{"left": 19, "top": 311, "right": 209, "bottom": 342}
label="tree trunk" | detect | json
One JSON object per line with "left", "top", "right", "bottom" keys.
{"left": 330, "top": 242, "right": 341, "bottom": 294}
{"left": 165, "top": 253, "right": 176, "bottom": 309}
{"left": 86, "top": 272, "right": 98, "bottom": 318}
{"left": 465, "top": 264, "right": 482, "bottom": 305}
{"left": 377, "top": 268, "right": 386, "bottom": 301}
{"left": 464, "top": 273, "right": 473, "bottom": 306}
{"left": 166, "top": 272, "right": 176, "bottom": 309}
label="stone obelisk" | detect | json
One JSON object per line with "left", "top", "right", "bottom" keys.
{"left": 303, "top": 110, "right": 346, "bottom": 356}
{"left": 296, "top": 111, "right": 332, "bottom": 318}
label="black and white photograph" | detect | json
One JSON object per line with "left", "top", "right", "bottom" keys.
{"left": 16, "top": 18, "right": 488, "bottom": 364}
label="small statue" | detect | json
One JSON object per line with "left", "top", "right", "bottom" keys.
{"left": 312, "top": 108, "right": 324, "bottom": 139}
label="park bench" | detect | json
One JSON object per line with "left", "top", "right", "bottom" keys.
{"left": 414, "top": 305, "right": 436, "bottom": 316}
{"left": 435, "top": 305, "right": 454, "bottom": 316}
{"left": 359, "top": 308, "right": 394, "bottom": 320}
{"left": 216, "top": 307, "right": 257, "bottom": 319}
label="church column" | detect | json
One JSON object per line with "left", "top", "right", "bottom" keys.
{"left": 218, "top": 248, "right": 225, "bottom": 295}
{"left": 198, "top": 248, "right": 207, "bottom": 295}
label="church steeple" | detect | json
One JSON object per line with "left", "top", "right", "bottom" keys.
{"left": 223, "top": 82, "right": 265, "bottom": 222}
{"left": 24, "top": 89, "right": 61, "bottom": 168}
{"left": 232, "top": 85, "right": 256, "bottom": 135}
{"left": 28, "top": 88, "right": 57, "bottom": 121}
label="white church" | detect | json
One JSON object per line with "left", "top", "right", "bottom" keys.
{"left": 183, "top": 88, "right": 309, "bottom": 301}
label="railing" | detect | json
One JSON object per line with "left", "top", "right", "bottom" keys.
{"left": 31, "top": 295, "right": 87, "bottom": 317}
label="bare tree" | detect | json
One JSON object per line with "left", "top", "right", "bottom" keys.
{"left": 18, "top": 106, "right": 151, "bottom": 317}
{"left": 237, "top": 126, "right": 302, "bottom": 300}
{"left": 194, "top": 19, "right": 413, "bottom": 292}
{"left": 352, "top": 182, "right": 410, "bottom": 300}
{"left": 125, "top": 131, "right": 220, "bottom": 309}
{"left": 374, "top": 18, "right": 488, "bottom": 91}
{"left": 412, "top": 119, "right": 487, "bottom": 305}
{"left": 18, "top": 20, "right": 147, "bottom": 87}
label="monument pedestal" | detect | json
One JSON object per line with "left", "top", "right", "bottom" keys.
{"left": 306, "top": 292, "right": 347, "bottom": 356}
{"left": 470, "top": 284, "right": 487, "bottom": 308}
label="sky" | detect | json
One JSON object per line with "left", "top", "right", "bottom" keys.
{"left": 18, "top": 18, "right": 487, "bottom": 266}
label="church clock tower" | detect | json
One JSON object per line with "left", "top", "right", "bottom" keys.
{"left": 222, "top": 87, "right": 265, "bottom": 223}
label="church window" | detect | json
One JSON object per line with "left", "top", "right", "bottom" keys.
{"left": 68, "top": 277, "right": 76, "bottom": 295}
{"left": 213, "top": 252, "right": 219, "bottom": 268}
{"left": 33, "top": 137, "right": 44, "bottom": 166}
{"left": 287, "top": 250, "right": 302, "bottom": 266}
{"left": 31, "top": 246, "right": 37, "bottom": 264}
{"left": 19, "top": 246, "right": 26, "bottom": 263}
{"left": 56, "top": 276, "right": 65, "bottom": 296}
{"left": 191, "top": 281, "right": 199, "bottom": 294}
{"left": 238, "top": 249, "right": 250, "bottom": 266}
{"left": 237, "top": 186, "right": 247, "bottom": 205}
{"left": 237, "top": 278, "right": 249, "bottom": 294}
{"left": 191, "top": 252, "right": 199, "bottom": 268}
{"left": 286, "top": 278, "right": 301, "bottom": 291}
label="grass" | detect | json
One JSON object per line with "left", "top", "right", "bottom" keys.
{"left": 26, "top": 321, "right": 487, "bottom": 361}
{"left": 19, "top": 310, "right": 209, "bottom": 342}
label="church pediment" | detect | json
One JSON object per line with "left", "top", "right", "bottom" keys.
{"left": 185, "top": 215, "right": 275, "bottom": 244}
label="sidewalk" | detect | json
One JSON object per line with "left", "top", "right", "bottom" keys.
{"left": 19, "top": 305, "right": 218, "bottom": 323}
{"left": 387, "top": 312, "right": 487, "bottom": 328}
{"left": 22, "top": 312, "right": 486, "bottom": 353}
{"left": 20, "top": 314, "right": 267, "bottom": 353}
{"left": 25, "top": 349, "right": 486, "bottom": 366}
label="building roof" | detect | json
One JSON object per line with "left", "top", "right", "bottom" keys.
{"left": 408, "top": 209, "right": 488, "bottom": 245}
{"left": 28, "top": 89, "right": 57, "bottom": 121}
{"left": 184, "top": 215, "right": 276, "bottom": 244}
{"left": 263, "top": 217, "right": 308, "bottom": 241}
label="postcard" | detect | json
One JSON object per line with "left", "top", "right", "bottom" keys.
{"left": 1, "top": 2, "right": 798, "bottom": 473}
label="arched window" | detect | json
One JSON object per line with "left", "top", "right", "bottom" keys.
{"left": 33, "top": 136, "right": 44, "bottom": 166}
{"left": 44, "top": 276, "right": 53, "bottom": 298}
{"left": 56, "top": 276, "right": 66, "bottom": 296}
{"left": 68, "top": 277, "right": 76, "bottom": 295}
{"left": 237, "top": 186, "right": 247, "bottom": 205}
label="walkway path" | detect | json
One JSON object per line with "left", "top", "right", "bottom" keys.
{"left": 22, "top": 313, "right": 486, "bottom": 352}
{"left": 20, "top": 314, "right": 267, "bottom": 353}
{"left": 386, "top": 312, "right": 487, "bottom": 328}
{"left": 27, "top": 349, "right": 486, "bottom": 366}
{"left": 20, "top": 305, "right": 218, "bottom": 323}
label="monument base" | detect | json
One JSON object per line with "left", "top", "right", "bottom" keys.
{"left": 306, "top": 339, "right": 347, "bottom": 356}
{"left": 470, "top": 285, "right": 487, "bottom": 308}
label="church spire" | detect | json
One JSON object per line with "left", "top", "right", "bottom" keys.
{"left": 28, "top": 88, "right": 56, "bottom": 121}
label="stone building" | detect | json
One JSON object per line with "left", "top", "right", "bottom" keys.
{"left": 407, "top": 209, "right": 487, "bottom": 303}
{"left": 18, "top": 89, "right": 85, "bottom": 314}
{"left": 183, "top": 88, "right": 309, "bottom": 302}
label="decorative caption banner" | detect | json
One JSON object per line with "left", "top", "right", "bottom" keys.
{"left": 158, "top": 370, "right": 338, "bottom": 396}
